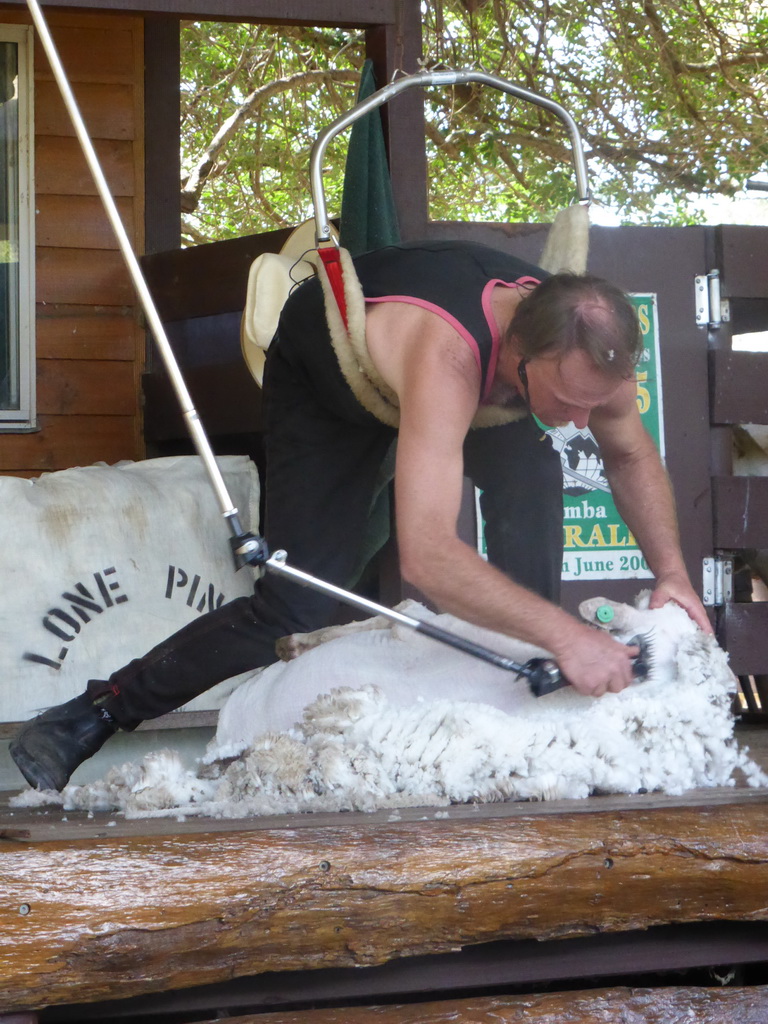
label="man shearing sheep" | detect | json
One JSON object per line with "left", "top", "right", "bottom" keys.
{"left": 11, "top": 240, "right": 712, "bottom": 792}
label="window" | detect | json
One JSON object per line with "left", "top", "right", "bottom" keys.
{"left": 0, "top": 25, "right": 34, "bottom": 430}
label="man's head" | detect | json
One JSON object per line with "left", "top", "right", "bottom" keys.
{"left": 507, "top": 272, "right": 642, "bottom": 379}
{"left": 505, "top": 273, "right": 642, "bottom": 429}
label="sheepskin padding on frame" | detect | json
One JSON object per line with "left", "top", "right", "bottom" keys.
{"left": 16, "top": 594, "right": 766, "bottom": 820}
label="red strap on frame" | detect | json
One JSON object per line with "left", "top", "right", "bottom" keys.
{"left": 317, "top": 246, "right": 349, "bottom": 331}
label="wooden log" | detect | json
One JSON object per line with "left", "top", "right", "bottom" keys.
{"left": 1, "top": 803, "right": 768, "bottom": 1012}
{"left": 203, "top": 986, "right": 768, "bottom": 1023}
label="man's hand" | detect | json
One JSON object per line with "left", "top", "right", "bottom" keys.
{"left": 649, "top": 571, "right": 714, "bottom": 634}
{"left": 551, "top": 625, "right": 639, "bottom": 697}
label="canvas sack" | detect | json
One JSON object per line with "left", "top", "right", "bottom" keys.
{"left": 0, "top": 456, "right": 260, "bottom": 722}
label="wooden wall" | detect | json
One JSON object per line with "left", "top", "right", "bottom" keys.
{"left": 0, "top": 6, "right": 145, "bottom": 474}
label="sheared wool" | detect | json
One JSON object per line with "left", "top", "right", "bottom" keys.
{"left": 12, "top": 597, "right": 767, "bottom": 819}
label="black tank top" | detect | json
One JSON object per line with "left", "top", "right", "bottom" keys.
{"left": 354, "top": 241, "right": 547, "bottom": 400}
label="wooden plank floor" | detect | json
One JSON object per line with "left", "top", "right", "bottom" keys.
{"left": 2, "top": 726, "right": 768, "bottom": 1014}
{"left": 2, "top": 723, "right": 767, "bottom": 844}
{"left": 198, "top": 986, "right": 768, "bottom": 1024}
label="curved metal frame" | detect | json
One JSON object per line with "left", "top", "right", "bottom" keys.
{"left": 310, "top": 68, "right": 591, "bottom": 244}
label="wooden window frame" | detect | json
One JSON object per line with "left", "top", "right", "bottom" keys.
{"left": 0, "top": 21, "right": 35, "bottom": 431}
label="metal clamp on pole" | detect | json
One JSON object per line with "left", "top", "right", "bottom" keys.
{"left": 230, "top": 532, "right": 271, "bottom": 570}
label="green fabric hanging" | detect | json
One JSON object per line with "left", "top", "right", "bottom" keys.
{"left": 338, "top": 61, "right": 400, "bottom": 588}
{"left": 339, "top": 60, "right": 400, "bottom": 257}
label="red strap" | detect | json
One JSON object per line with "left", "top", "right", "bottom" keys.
{"left": 317, "top": 246, "right": 349, "bottom": 331}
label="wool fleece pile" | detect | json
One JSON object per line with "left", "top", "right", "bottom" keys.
{"left": 13, "top": 596, "right": 768, "bottom": 819}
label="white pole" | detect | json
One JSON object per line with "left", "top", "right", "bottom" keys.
{"left": 25, "top": 0, "right": 242, "bottom": 526}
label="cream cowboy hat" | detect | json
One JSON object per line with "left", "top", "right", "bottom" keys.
{"left": 240, "top": 219, "right": 339, "bottom": 385}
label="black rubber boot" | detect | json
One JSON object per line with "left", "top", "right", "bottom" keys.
{"left": 10, "top": 693, "right": 118, "bottom": 792}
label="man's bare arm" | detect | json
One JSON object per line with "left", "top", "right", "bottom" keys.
{"left": 590, "top": 381, "right": 712, "bottom": 633}
{"left": 383, "top": 314, "right": 640, "bottom": 695}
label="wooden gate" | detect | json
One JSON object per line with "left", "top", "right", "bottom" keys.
{"left": 709, "top": 225, "right": 768, "bottom": 708}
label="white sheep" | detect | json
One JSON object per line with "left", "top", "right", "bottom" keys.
{"left": 23, "top": 594, "right": 764, "bottom": 820}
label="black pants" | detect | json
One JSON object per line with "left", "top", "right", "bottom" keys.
{"left": 95, "top": 330, "right": 563, "bottom": 730}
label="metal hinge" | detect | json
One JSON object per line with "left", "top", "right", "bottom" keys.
{"left": 695, "top": 270, "right": 730, "bottom": 329}
{"left": 702, "top": 556, "right": 734, "bottom": 606}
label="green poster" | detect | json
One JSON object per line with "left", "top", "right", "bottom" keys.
{"left": 477, "top": 294, "right": 664, "bottom": 582}
{"left": 555, "top": 294, "right": 662, "bottom": 581}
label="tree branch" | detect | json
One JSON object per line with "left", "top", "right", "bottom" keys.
{"left": 641, "top": 1, "right": 703, "bottom": 121}
{"left": 681, "top": 51, "right": 768, "bottom": 75}
{"left": 181, "top": 68, "right": 359, "bottom": 213}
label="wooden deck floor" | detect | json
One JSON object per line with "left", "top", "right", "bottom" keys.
{"left": 2, "top": 723, "right": 767, "bottom": 843}
{"left": 2, "top": 723, "right": 768, "bottom": 1016}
